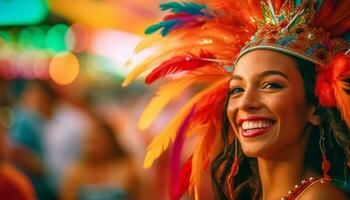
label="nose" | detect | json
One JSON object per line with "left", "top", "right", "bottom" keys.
{"left": 238, "top": 87, "right": 262, "bottom": 111}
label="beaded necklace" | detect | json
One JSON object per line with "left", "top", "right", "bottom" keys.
{"left": 281, "top": 176, "right": 331, "bottom": 200}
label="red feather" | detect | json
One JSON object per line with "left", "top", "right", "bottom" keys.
{"left": 145, "top": 50, "right": 215, "bottom": 84}
{"left": 164, "top": 12, "right": 192, "bottom": 20}
{"left": 316, "top": 53, "right": 350, "bottom": 128}
{"left": 313, "top": 0, "right": 350, "bottom": 36}
{"left": 170, "top": 156, "right": 193, "bottom": 200}
{"left": 192, "top": 81, "right": 229, "bottom": 124}
{"left": 272, "top": 0, "right": 283, "bottom": 13}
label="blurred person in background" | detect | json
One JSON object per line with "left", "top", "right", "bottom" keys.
{"left": 60, "top": 115, "right": 140, "bottom": 200}
{"left": 43, "top": 92, "right": 90, "bottom": 197}
{"left": 9, "top": 80, "right": 56, "bottom": 200}
{"left": 0, "top": 78, "right": 36, "bottom": 200}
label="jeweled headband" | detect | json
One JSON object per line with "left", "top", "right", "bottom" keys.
{"left": 236, "top": 0, "right": 349, "bottom": 65}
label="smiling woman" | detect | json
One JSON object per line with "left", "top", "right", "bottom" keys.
{"left": 123, "top": 0, "right": 350, "bottom": 199}
{"left": 228, "top": 50, "right": 316, "bottom": 159}
{"left": 220, "top": 49, "right": 349, "bottom": 199}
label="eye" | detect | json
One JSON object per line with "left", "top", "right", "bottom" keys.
{"left": 262, "top": 82, "right": 284, "bottom": 89}
{"left": 230, "top": 87, "right": 244, "bottom": 95}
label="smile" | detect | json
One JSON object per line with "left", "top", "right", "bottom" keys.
{"left": 237, "top": 116, "right": 275, "bottom": 138}
{"left": 242, "top": 121, "right": 273, "bottom": 130}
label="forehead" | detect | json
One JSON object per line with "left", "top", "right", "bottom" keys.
{"left": 233, "top": 50, "right": 298, "bottom": 77}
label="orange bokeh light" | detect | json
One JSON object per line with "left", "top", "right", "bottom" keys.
{"left": 49, "top": 52, "right": 79, "bottom": 85}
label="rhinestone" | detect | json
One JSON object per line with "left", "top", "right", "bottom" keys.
{"left": 301, "top": 180, "right": 306, "bottom": 184}
{"left": 308, "top": 33, "right": 315, "bottom": 40}
{"left": 281, "top": 197, "right": 287, "bottom": 200}
{"left": 294, "top": 184, "right": 300, "bottom": 189}
{"left": 296, "top": 28, "right": 304, "bottom": 34}
{"left": 288, "top": 190, "right": 292, "bottom": 195}
{"left": 185, "top": 57, "right": 191, "bottom": 61}
{"left": 309, "top": 177, "right": 315, "bottom": 181}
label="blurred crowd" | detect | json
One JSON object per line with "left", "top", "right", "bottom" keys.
{"left": 0, "top": 77, "right": 177, "bottom": 200}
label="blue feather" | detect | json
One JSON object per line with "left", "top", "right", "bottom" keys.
{"left": 144, "top": 1, "right": 211, "bottom": 36}
{"left": 145, "top": 20, "right": 178, "bottom": 36}
{"left": 314, "top": 0, "right": 323, "bottom": 11}
{"left": 160, "top": 2, "right": 207, "bottom": 15}
{"left": 294, "top": 0, "right": 303, "bottom": 7}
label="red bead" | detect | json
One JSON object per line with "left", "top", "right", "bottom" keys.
{"left": 322, "top": 155, "right": 331, "bottom": 175}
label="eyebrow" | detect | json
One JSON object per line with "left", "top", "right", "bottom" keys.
{"left": 230, "top": 70, "right": 289, "bottom": 82}
{"left": 258, "top": 70, "right": 289, "bottom": 80}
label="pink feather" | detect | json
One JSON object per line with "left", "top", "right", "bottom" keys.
{"left": 170, "top": 156, "right": 193, "bottom": 200}
{"left": 170, "top": 107, "right": 196, "bottom": 200}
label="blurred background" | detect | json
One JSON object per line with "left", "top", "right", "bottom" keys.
{"left": 0, "top": 0, "right": 198, "bottom": 199}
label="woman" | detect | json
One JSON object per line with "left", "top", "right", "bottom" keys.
{"left": 219, "top": 50, "right": 349, "bottom": 199}
{"left": 123, "top": 0, "right": 350, "bottom": 199}
{"left": 60, "top": 116, "right": 139, "bottom": 200}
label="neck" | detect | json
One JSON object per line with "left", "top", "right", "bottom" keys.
{"left": 258, "top": 141, "right": 313, "bottom": 200}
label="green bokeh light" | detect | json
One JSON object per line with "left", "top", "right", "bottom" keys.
{"left": 45, "top": 24, "right": 69, "bottom": 53}
{"left": 18, "top": 27, "right": 45, "bottom": 49}
{"left": 0, "top": 31, "right": 12, "bottom": 43}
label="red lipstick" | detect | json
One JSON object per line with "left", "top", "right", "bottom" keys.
{"left": 241, "top": 126, "right": 273, "bottom": 137}
{"left": 237, "top": 116, "right": 275, "bottom": 138}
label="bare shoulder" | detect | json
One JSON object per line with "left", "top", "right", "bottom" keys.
{"left": 299, "top": 181, "right": 349, "bottom": 200}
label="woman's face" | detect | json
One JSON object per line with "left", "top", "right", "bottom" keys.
{"left": 227, "top": 50, "right": 316, "bottom": 158}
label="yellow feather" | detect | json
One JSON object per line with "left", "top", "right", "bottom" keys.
{"left": 139, "top": 69, "right": 227, "bottom": 130}
{"left": 123, "top": 25, "right": 241, "bottom": 87}
{"left": 134, "top": 31, "right": 188, "bottom": 53}
{"left": 123, "top": 42, "right": 203, "bottom": 87}
{"left": 122, "top": 48, "right": 176, "bottom": 87}
{"left": 138, "top": 77, "right": 195, "bottom": 130}
{"left": 189, "top": 122, "right": 222, "bottom": 195}
{"left": 134, "top": 34, "right": 162, "bottom": 53}
{"left": 188, "top": 125, "right": 209, "bottom": 195}
{"left": 143, "top": 76, "right": 230, "bottom": 168}
{"left": 122, "top": 43, "right": 220, "bottom": 87}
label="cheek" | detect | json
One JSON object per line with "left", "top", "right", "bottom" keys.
{"left": 266, "top": 91, "right": 308, "bottom": 133}
{"left": 226, "top": 99, "right": 239, "bottom": 134}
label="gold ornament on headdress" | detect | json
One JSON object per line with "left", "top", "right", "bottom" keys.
{"left": 238, "top": 0, "right": 349, "bottom": 65}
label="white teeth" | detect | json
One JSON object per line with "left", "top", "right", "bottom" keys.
{"left": 241, "top": 121, "right": 273, "bottom": 130}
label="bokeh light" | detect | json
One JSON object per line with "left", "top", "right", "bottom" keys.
{"left": 15, "top": 51, "right": 35, "bottom": 79}
{"left": 33, "top": 51, "right": 50, "bottom": 79}
{"left": 65, "top": 23, "right": 91, "bottom": 53}
{"left": 0, "top": 0, "right": 48, "bottom": 26}
{"left": 45, "top": 24, "right": 69, "bottom": 54}
{"left": 49, "top": 52, "right": 79, "bottom": 85}
{"left": 0, "top": 30, "right": 12, "bottom": 44}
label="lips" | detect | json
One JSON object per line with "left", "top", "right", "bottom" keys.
{"left": 237, "top": 116, "right": 275, "bottom": 138}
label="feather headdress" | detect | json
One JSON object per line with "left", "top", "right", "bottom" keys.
{"left": 123, "top": 0, "right": 350, "bottom": 199}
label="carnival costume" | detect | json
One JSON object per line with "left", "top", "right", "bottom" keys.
{"left": 123, "top": 0, "right": 350, "bottom": 199}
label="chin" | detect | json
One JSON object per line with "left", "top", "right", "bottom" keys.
{"left": 241, "top": 146, "right": 260, "bottom": 158}
{"left": 240, "top": 144, "right": 271, "bottom": 158}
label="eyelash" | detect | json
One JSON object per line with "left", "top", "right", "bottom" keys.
{"left": 229, "top": 82, "right": 284, "bottom": 95}
{"left": 262, "top": 82, "right": 284, "bottom": 89}
{"left": 230, "top": 87, "right": 244, "bottom": 95}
